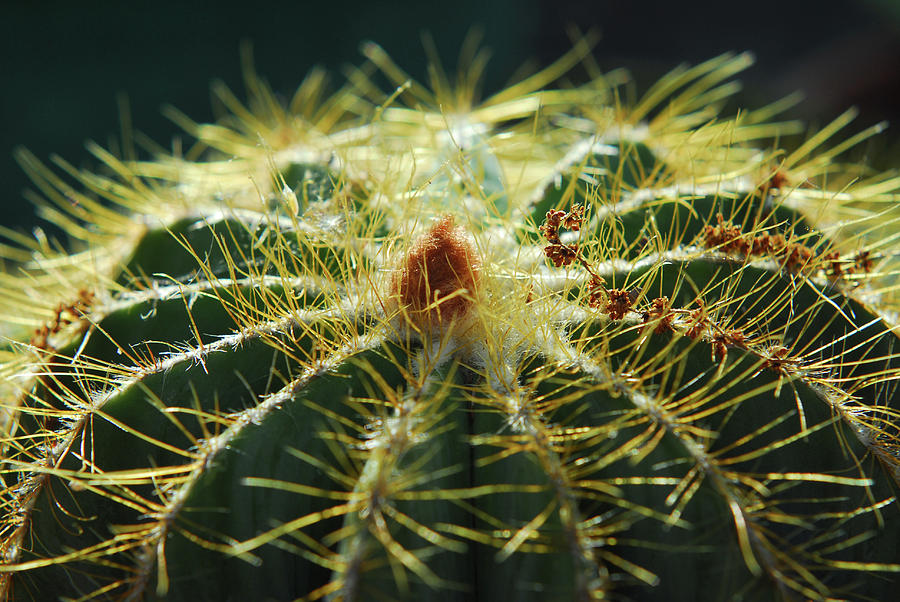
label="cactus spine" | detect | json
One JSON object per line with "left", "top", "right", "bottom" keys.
{"left": 2, "top": 41, "right": 900, "bottom": 600}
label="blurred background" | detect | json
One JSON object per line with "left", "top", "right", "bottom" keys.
{"left": 3, "top": 0, "right": 899, "bottom": 234}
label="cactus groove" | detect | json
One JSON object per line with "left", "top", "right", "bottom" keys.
{"left": 2, "top": 42, "right": 900, "bottom": 600}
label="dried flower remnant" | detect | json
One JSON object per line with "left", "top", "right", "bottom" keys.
{"left": 711, "top": 328, "right": 747, "bottom": 362}
{"left": 391, "top": 215, "right": 481, "bottom": 329}
{"left": 30, "top": 289, "right": 95, "bottom": 351}
{"left": 855, "top": 250, "right": 875, "bottom": 273}
{"left": 762, "top": 345, "right": 794, "bottom": 376}
{"left": 643, "top": 296, "right": 675, "bottom": 334}
{"left": 750, "top": 233, "right": 781, "bottom": 256}
{"left": 539, "top": 210, "right": 566, "bottom": 244}
{"left": 586, "top": 276, "right": 608, "bottom": 309}
{"left": 756, "top": 168, "right": 790, "bottom": 200}
{"left": 604, "top": 288, "right": 634, "bottom": 320}
{"left": 685, "top": 300, "right": 709, "bottom": 340}
{"left": 781, "top": 242, "right": 815, "bottom": 273}
{"left": 702, "top": 213, "right": 830, "bottom": 275}
{"left": 702, "top": 214, "right": 750, "bottom": 256}
{"left": 544, "top": 242, "right": 579, "bottom": 268}
{"left": 822, "top": 250, "right": 844, "bottom": 280}
{"left": 540, "top": 206, "right": 587, "bottom": 268}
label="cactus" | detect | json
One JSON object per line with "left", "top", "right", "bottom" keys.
{"left": 2, "top": 39, "right": 900, "bottom": 601}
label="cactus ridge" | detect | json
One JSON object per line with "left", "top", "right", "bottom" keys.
{"left": 2, "top": 40, "right": 900, "bottom": 600}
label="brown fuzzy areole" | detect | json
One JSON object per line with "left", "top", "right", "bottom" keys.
{"left": 391, "top": 215, "right": 481, "bottom": 329}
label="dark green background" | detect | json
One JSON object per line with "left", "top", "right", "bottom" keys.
{"left": 3, "top": 0, "right": 899, "bottom": 236}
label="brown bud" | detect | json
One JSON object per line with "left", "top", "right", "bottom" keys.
{"left": 391, "top": 215, "right": 481, "bottom": 328}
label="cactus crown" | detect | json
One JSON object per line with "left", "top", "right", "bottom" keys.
{"left": 2, "top": 38, "right": 900, "bottom": 601}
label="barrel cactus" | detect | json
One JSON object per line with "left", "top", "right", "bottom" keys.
{"left": 3, "top": 40, "right": 900, "bottom": 601}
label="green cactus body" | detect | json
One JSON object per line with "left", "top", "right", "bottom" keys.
{"left": 2, "top": 43, "right": 900, "bottom": 600}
